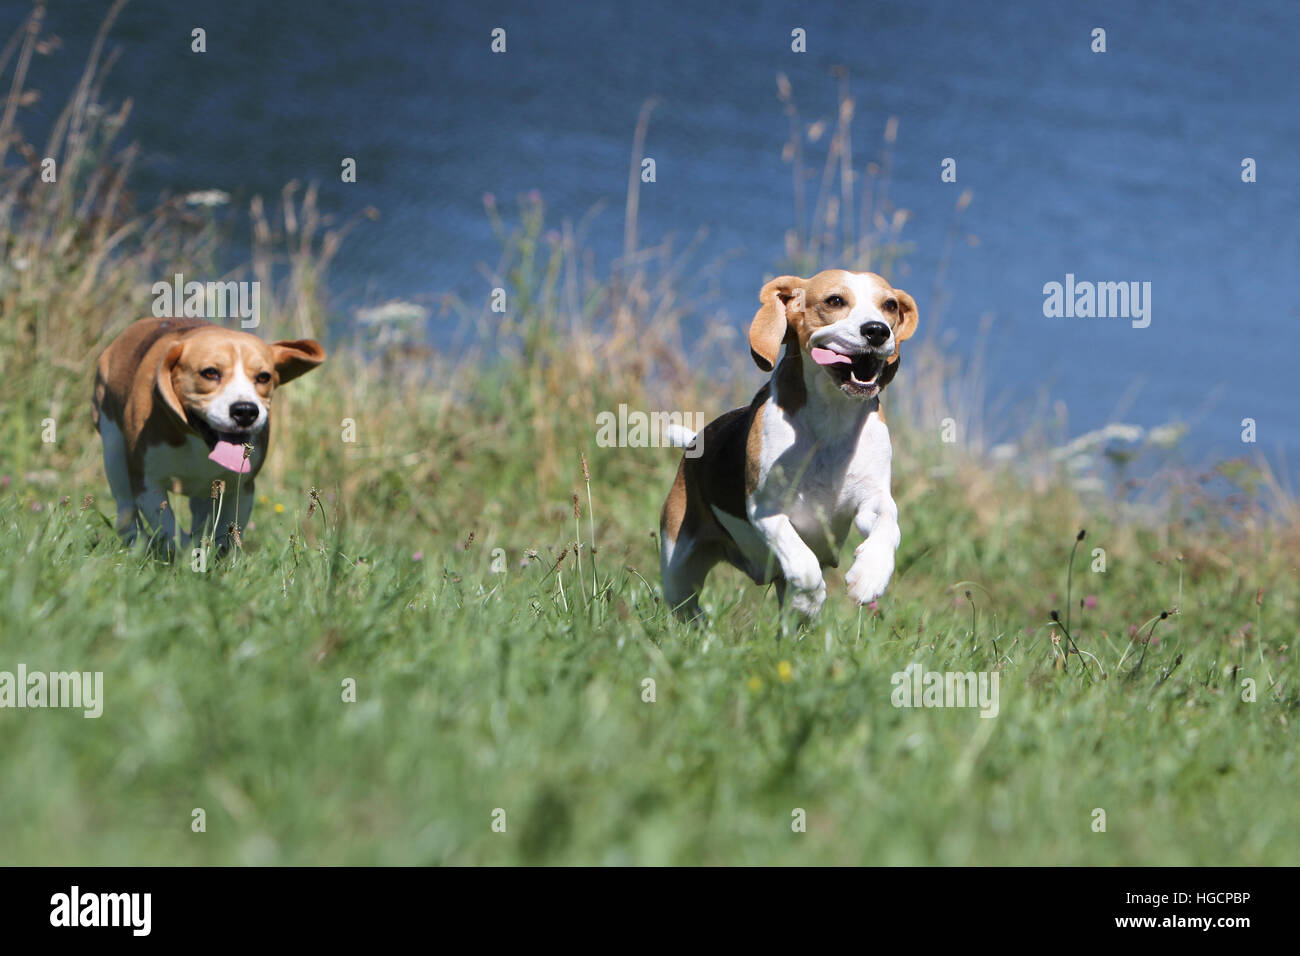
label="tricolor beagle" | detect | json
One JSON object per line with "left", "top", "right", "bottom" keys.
{"left": 659, "top": 270, "right": 917, "bottom": 621}
{"left": 92, "top": 317, "right": 325, "bottom": 549}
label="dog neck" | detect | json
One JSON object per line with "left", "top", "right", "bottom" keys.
{"left": 770, "top": 345, "right": 878, "bottom": 438}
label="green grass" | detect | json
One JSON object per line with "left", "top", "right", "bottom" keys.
{"left": 1, "top": 385, "right": 1296, "bottom": 864}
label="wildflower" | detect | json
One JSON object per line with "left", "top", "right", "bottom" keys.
{"left": 747, "top": 675, "right": 763, "bottom": 693}
{"left": 777, "top": 660, "right": 793, "bottom": 683}
{"left": 184, "top": 189, "right": 230, "bottom": 208}
{"left": 354, "top": 300, "right": 428, "bottom": 325}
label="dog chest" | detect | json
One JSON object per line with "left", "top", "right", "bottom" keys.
{"left": 757, "top": 408, "right": 892, "bottom": 561}
{"left": 142, "top": 435, "right": 257, "bottom": 497}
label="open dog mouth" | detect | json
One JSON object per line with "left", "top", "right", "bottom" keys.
{"left": 193, "top": 417, "right": 256, "bottom": 474}
{"left": 809, "top": 346, "right": 886, "bottom": 397}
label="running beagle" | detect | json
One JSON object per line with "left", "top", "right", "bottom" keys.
{"left": 659, "top": 270, "right": 917, "bottom": 621}
{"left": 92, "top": 317, "right": 325, "bottom": 549}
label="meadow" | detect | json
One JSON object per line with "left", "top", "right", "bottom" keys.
{"left": 0, "top": 5, "right": 1296, "bottom": 865}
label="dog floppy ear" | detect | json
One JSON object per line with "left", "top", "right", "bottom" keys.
{"left": 748, "top": 276, "right": 803, "bottom": 372}
{"left": 893, "top": 289, "right": 918, "bottom": 344}
{"left": 877, "top": 289, "right": 918, "bottom": 389}
{"left": 155, "top": 341, "right": 189, "bottom": 425}
{"left": 271, "top": 339, "right": 326, "bottom": 384}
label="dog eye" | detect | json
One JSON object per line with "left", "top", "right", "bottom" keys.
{"left": 826, "top": 295, "right": 846, "bottom": 308}
{"left": 882, "top": 299, "right": 898, "bottom": 313}
{"left": 255, "top": 371, "right": 272, "bottom": 384}
{"left": 200, "top": 367, "right": 221, "bottom": 381}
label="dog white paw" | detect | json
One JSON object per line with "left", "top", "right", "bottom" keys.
{"left": 845, "top": 553, "right": 894, "bottom": 605}
{"left": 787, "top": 580, "right": 827, "bottom": 619}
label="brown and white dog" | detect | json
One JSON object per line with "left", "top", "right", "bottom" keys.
{"left": 659, "top": 270, "right": 917, "bottom": 621}
{"left": 92, "top": 317, "right": 325, "bottom": 549}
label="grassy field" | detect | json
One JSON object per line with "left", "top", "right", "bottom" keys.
{"left": 1, "top": 5, "right": 1297, "bottom": 865}
{"left": 2, "top": 383, "right": 1297, "bottom": 865}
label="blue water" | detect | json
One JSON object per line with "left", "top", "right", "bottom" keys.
{"left": 9, "top": 0, "right": 1299, "bottom": 470}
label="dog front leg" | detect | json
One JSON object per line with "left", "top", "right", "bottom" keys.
{"left": 845, "top": 494, "right": 900, "bottom": 605}
{"left": 209, "top": 480, "right": 255, "bottom": 551}
{"left": 97, "top": 418, "right": 139, "bottom": 542}
{"left": 188, "top": 494, "right": 216, "bottom": 554}
{"left": 135, "top": 485, "right": 177, "bottom": 557}
{"left": 749, "top": 510, "right": 826, "bottom": 619}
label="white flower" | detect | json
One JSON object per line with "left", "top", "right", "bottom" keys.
{"left": 1146, "top": 424, "right": 1185, "bottom": 447}
{"left": 355, "top": 300, "right": 429, "bottom": 325}
{"left": 989, "top": 443, "right": 1018, "bottom": 461}
{"left": 185, "top": 189, "right": 231, "bottom": 208}
{"left": 1052, "top": 423, "right": 1144, "bottom": 461}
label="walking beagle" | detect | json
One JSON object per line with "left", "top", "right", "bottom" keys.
{"left": 92, "top": 317, "right": 325, "bottom": 550}
{"left": 659, "top": 270, "right": 917, "bottom": 621}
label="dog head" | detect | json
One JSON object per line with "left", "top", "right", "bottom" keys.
{"left": 155, "top": 327, "right": 325, "bottom": 469}
{"left": 748, "top": 269, "right": 917, "bottom": 398}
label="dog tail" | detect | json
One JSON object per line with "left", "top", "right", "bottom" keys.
{"left": 663, "top": 424, "right": 699, "bottom": 450}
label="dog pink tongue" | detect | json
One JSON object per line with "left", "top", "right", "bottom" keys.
{"left": 810, "top": 347, "right": 852, "bottom": 366}
{"left": 209, "top": 440, "right": 251, "bottom": 474}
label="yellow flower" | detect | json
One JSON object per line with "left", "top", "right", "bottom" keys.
{"left": 258, "top": 494, "right": 269, "bottom": 504}
{"left": 747, "top": 675, "right": 763, "bottom": 693}
{"left": 274, "top": 503, "right": 285, "bottom": 514}
{"left": 777, "top": 660, "right": 793, "bottom": 683}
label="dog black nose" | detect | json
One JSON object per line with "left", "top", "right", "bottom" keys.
{"left": 861, "top": 321, "right": 891, "bottom": 347}
{"left": 229, "top": 402, "right": 259, "bottom": 428}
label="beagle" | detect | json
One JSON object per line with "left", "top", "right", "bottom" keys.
{"left": 659, "top": 270, "right": 917, "bottom": 621}
{"left": 92, "top": 317, "right": 325, "bottom": 549}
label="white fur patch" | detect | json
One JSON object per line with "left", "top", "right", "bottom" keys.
{"left": 740, "top": 349, "right": 901, "bottom": 608}
{"left": 200, "top": 340, "right": 269, "bottom": 433}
